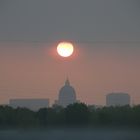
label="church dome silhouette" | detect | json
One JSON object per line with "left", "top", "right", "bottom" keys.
{"left": 58, "top": 78, "right": 76, "bottom": 107}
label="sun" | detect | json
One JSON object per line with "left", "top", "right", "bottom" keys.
{"left": 57, "top": 42, "right": 74, "bottom": 57}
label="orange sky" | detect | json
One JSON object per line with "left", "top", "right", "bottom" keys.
{"left": 0, "top": 42, "right": 140, "bottom": 105}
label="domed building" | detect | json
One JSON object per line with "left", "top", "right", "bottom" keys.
{"left": 57, "top": 78, "right": 77, "bottom": 107}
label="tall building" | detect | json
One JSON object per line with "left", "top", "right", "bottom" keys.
{"left": 9, "top": 98, "right": 49, "bottom": 111}
{"left": 106, "top": 93, "right": 130, "bottom": 106}
{"left": 56, "top": 78, "right": 77, "bottom": 107}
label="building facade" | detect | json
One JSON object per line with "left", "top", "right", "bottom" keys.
{"left": 106, "top": 93, "right": 130, "bottom": 106}
{"left": 9, "top": 98, "right": 49, "bottom": 111}
{"left": 56, "top": 78, "right": 77, "bottom": 107}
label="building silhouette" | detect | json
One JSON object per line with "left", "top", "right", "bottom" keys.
{"left": 55, "top": 78, "right": 77, "bottom": 107}
{"left": 9, "top": 98, "right": 49, "bottom": 111}
{"left": 106, "top": 93, "right": 130, "bottom": 106}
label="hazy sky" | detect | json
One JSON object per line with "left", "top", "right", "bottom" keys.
{"left": 0, "top": 0, "right": 140, "bottom": 41}
{"left": 0, "top": 0, "right": 140, "bottom": 105}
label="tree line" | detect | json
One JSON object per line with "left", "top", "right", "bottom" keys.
{"left": 0, "top": 103, "right": 140, "bottom": 128}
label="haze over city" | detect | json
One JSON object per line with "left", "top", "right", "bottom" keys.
{"left": 0, "top": 1, "right": 140, "bottom": 140}
{"left": 0, "top": 42, "right": 140, "bottom": 105}
{"left": 0, "top": 0, "right": 140, "bottom": 105}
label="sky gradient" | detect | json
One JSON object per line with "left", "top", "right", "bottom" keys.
{"left": 0, "top": 0, "right": 140, "bottom": 42}
{"left": 0, "top": 42, "right": 140, "bottom": 105}
{"left": 0, "top": 0, "right": 140, "bottom": 105}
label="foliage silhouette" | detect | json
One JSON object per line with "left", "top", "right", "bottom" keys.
{"left": 0, "top": 104, "right": 140, "bottom": 128}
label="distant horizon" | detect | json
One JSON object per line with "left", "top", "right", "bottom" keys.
{"left": 4, "top": 91, "right": 131, "bottom": 106}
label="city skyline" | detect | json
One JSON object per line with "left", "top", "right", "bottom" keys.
{"left": 7, "top": 79, "right": 131, "bottom": 108}
{"left": 0, "top": 63, "right": 134, "bottom": 105}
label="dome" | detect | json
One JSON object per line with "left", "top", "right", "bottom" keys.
{"left": 58, "top": 79, "right": 76, "bottom": 107}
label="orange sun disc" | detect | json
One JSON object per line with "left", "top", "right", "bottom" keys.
{"left": 57, "top": 42, "right": 74, "bottom": 57}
